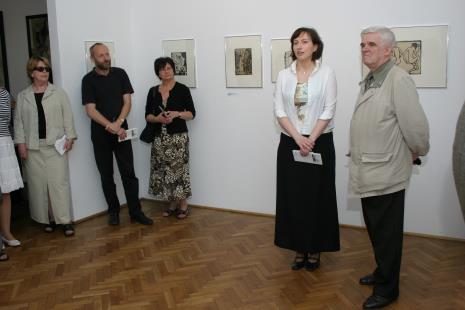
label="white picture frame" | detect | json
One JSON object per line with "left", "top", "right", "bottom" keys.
{"left": 362, "top": 25, "right": 448, "bottom": 88}
{"left": 162, "top": 39, "right": 196, "bottom": 88}
{"left": 224, "top": 35, "right": 262, "bottom": 88}
{"left": 84, "top": 41, "right": 115, "bottom": 73}
{"left": 271, "top": 38, "right": 292, "bottom": 83}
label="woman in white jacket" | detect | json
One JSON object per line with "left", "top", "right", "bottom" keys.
{"left": 274, "top": 27, "right": 340, "bottom": 271}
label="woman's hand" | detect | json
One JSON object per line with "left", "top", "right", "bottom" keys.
{"left": 294, "top": 135, "right": 314, "bottom": 156}
{"left": 64, "top": 139, "right": 74, "bottom": 152}
{"left": 165, "top": 110, "right": 180, "bottom": 122}
{"left": 17, "top": 143, "right": 28, "bottom": 160}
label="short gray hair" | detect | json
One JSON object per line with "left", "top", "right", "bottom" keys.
{"left": 361, "top": 26, "right": 396, "bottom": 48}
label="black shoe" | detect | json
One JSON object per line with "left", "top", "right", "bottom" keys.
{"left": 44, "top": 221, "right": 57, "bottom": 233}
{"left": 359, "top": 274, "right": 376, "bottom": 285}
{"left": 108, "top": 213, "right": 120, "bottom": 225}
{"left": 305, "top": 253, "right": 320, "bottom": 271}
{"left": 130, "top": 212, "right": 154, "bottom": 225}
{"left": 63, "top": 224, "right": 75, "bottom": 237}
{"left": 363, "top": 294, "right": 397, "bottom": 309}
{"left": 291, "top": 253, "right": 307, "bottom": 270}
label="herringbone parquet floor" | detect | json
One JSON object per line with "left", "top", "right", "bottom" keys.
{"left": 1, "top": 200, "right": 465, "bottom": 309}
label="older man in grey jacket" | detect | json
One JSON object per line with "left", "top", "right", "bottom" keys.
{"left": 349, "top": 26, "right": 430, "bottom": 309}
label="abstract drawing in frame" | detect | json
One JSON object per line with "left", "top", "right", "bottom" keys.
{"left": 362, "top": 25, "right": 448, "bottom": 88}
{"left": 84, "top": 41, "right": 116, "bottom": 73}
{"left": 271, "top": 38, "right": 292, "bottom": 83}
{"left": 162, "top": 39, "right": 196, "bottom": 88}
{"left": 225, "top": 35, "right": 262, "bottom": 88}
{"left": 0, "top": 11, "right": 9, "bottom": 90}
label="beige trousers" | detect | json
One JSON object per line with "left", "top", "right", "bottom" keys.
{"left": 24, "top": 141, "right": 72, "bottom": 224}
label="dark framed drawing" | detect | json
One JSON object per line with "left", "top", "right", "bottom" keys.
{"left": 25, "top": 14, "right": 51, "bottom": 60}
{"left": 26, "top": 14, "right": 52, "bottom": 82}
{"left": 0, "top": 11, "right": 9, "bottom": 90}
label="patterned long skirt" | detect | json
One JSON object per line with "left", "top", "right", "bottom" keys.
{"left": 148, "top": 127, "right": 192, "bottom": 201}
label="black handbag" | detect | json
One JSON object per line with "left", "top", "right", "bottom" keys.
{"left": 139, "top": 87, "right": 160, "bottom": 143}
{"left": 139, "top": 121, "right": 156, "bottom": 143}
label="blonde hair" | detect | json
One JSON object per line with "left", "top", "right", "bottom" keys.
{"left": 26, "top": 56, "right": 51, "bottom": 82}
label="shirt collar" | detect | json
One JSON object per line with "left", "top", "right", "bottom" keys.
{"left": 363, "top": 58, "right": 395, "bottom": 88}
{"left": 290, "top": 59, "right": 321, "bottom": 75}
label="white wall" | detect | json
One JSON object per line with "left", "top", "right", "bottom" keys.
{"left": 0, "top": 0, "right": 47, "bottom": 96}
{"left": 49, "top": 0, "right": 465, "bottom": 239}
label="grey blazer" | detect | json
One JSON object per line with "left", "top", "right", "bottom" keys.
{"left": 349, "top": 65, "right": 429, "bottom": 198}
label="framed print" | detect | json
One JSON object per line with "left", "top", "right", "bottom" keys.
{"left": 225, "top": 35, "right": 262, "bottom": 88}
{"left": 0, "top": 11, "right": 9, "bottom": 90}
{"left": 84, "top": 41, "right": 116, "bottom": 72}
{"left": 271, "top": 38, "right": 292, "bottom": 83}
{"left": 362, "top": 25, "right": 448, "bottom": 88}
{"left": 25, "top": 14, "right": 50, "bottom": 60}
{"left": 26, "top": 14, "right": 52, "bottom": 82}
{"left": 162, "top": 39, "right": 196, "bottom": 88}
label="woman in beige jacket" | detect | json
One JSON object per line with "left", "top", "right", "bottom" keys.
{"left": 14, "top": 56, "right": 77, "bottom": 236}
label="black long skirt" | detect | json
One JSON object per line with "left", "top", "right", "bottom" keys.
{"left": 274, "top": 132, "right": 340, "bottom": 253}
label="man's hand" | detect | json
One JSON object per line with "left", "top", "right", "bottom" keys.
{"left": 117, "top": 128, "right": 127, "bottom": 140}
{"left": 106, "top": 121, "right": 122, "bottom": 134}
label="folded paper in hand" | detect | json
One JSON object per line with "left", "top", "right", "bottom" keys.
{"left": 54, "top": 135, "right": 67, "bottom": 156}
{"left": 292, "top": 150, "right": 323, "bottom": 165}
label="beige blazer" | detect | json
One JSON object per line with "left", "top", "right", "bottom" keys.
{"left": 14, "top": 83, "right": 77, "bottom": 150}
{"left": 349, "top": 65, "right": 429, "bottom": 198}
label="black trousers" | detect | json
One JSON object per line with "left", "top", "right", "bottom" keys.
{"left": 361, "top": 189, "right": 405, "bottom": 299}
{"left": 92, "top": 132, "right": 141, "bottom": 217}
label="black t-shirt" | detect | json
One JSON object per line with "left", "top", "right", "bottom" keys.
{"left": 81, "top": 67, "right": 134, "bottom": 125}
{"left": 34, "top": 92, "right": 46, "bottom": 139}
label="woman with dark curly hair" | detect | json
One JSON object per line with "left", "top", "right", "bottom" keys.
{"left": 145, "top": 57, "right": 196, "bottom": 219}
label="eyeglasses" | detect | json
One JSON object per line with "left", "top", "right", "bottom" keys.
{"left": 33, "top": 66, "right": 51, "bottom": 73}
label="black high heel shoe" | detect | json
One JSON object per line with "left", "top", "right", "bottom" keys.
{"left": 306, "top": 253, "right": 320, "bottom": 271}
{"left": 291, "top": 253, "right": 308, "bottom": 270}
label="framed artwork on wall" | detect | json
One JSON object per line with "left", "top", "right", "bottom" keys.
{"left": 162, "top": 39, "right": 196, "bottom": 88}
{"left": 25, "top": 14, "right": 50, "bottom": 60}
{"left": 0, "top": 11, "right": 10, "bottom": 90}
{"left": 26, "top": 14, "right": 52, "bottom": 82}
{"left": 361, "top": 25, "right": 448, "bottom": 88}
{"left": 84, "top": 41, "right": 116, "bottom": 72}
{"left": 224, "top": 35, "right": 262, "bottom": 88}
{"left": 271, "top": 38, "right": 292, "bottom": 83}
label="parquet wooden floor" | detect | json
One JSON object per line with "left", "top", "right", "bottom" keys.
{"left": 1, "top": 200, "right": 465, "bottom": 309}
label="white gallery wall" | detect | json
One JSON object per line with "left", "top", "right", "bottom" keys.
{"left": 48, "top": 0, "right": 465, "bottom": 239}
{"left": 0, "top": 0, "right": 47, "bottom": 96}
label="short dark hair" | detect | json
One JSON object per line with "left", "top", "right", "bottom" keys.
{"left": 154, "top": 57, "right": 175, "bottom": 78}
{"left": 290, "top": 27, "right": 324, "bottom": 61}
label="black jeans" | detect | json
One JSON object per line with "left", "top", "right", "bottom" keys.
{"left": 92, "top": 132, "right": 141, "bottom": 217}
{"left": 361, "top": 189, "right": 405, "bottom": 299}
